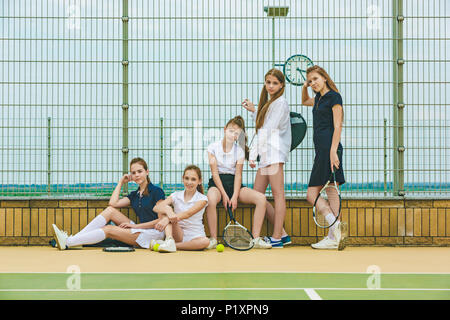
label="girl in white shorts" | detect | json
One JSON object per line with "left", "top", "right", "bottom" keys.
{"left": 153, "top": 165, "right": 210, "bottom": 253}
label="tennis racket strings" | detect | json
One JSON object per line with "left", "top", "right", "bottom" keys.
{"left": 223, "top": 224, "right": 253, "bottom": 250}
{"left": 314, "top": 182, "right": 341, "bottom": 228}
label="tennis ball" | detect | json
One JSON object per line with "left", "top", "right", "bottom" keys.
{"left": 153, "top": 243, "right": 160, "bottom": 252}
{"left": 216, "top": 244, "right": 224, "bottom": 252}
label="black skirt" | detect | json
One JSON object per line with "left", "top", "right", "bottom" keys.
{"left": 208, "top": 174, "right": 245, "bottom": 199}
{"left": 308, "top": 147, "right": 345, "bottom": 187}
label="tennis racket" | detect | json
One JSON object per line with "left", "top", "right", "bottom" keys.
{"left": 103, "top": 246, "right": 135, "bottom": 252}
{"left": 223, "top": 207, "right": 254, "bottom": 251}
{"left": 312, "top": 168, "right": 342, "bottom": 228}
{"left": 290, "top": 111, "right": 307, "bottom": 151}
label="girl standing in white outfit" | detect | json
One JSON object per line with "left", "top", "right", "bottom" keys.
{"left": 242, "top": 68, "right": 291, "bottom": 248}
{"left": 153, "top": 165, "right": 210, "bottom": 253}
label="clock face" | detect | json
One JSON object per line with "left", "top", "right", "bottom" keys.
{"left": 283, "top": 54, "right": 314, "bottom": 86}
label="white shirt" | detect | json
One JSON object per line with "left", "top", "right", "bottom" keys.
{"left": 250, "top": 96, "right": 291, "bottom": 168}
{"left": 170, "top": 190, "right": 208, "bottom": 233}
{"left": 207, "top": 140, "right": 245, "bottom": 175}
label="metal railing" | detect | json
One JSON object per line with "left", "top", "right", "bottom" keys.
{"left": 0, "top": 0, "right": 448, "bottom": 199}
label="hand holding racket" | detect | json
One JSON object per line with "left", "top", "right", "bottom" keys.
{"left": 330, "top": 149, "right": 340, "bottom": 171}
{"left": 223, "top": 207, "right": 254, "bottom": 251}
{"left": 242, "top": 99, "right": 256, "bottom": 113}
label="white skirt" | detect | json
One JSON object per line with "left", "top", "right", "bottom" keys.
{"left": 129, "top": 221, "right": 165, "bottom": 249}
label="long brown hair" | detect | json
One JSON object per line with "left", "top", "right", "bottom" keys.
{"left": 255, "top": 68, "right": 286, "bottom": 132}
{"left": 183, "top": 165, "right": 204, "bottom": 194}
{"left": 225, "top": 115, "right": 250, "bottom": 160}
{"left": 130, "top": 157, "right": 150, "bottom": 196}
{"left": 306, "top": 65, "right": 339, "bottom": 93}
{"left": 306, "top": 65, "right": 343, "bottom": 121}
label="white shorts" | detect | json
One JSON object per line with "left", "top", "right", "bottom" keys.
{"left": 129, "top": 221, "right": 165, "bottom": 249}
{"left": 181, "top": 227, "right": 206, "bottom": 243}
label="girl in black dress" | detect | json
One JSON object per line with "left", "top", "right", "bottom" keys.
{"left": 301, "top": 65, "right": 347, "bottom": 250}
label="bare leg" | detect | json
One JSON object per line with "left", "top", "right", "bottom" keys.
{"left": 306, "top": 186, "right": 333, "bottom": 216}
{"left": 266, "top": 163, "right": 286, "bottom": 239}
{"left": 205, "top": 187, "right": 221, "bottom": 240}
{"left": 102, "top": 225, "right": 140, "bottom": 247}
{"left": 253, "top": 168, "right": 288, "bottom": 237}
{"left": 238, "top": 187, "right": 266, "bottom": 238}
{"left": 101, "top": 206, "right": 133, "bottom": 225}
{"left": 175, "top": 237, "right": 210, "bottom": 250}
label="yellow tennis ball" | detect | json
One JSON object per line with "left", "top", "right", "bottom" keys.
{"left": 153, "top": 243, "right": 160, "bottom": 252}
{"left": 216, "top": 244, "right": 224, "bottom": 252}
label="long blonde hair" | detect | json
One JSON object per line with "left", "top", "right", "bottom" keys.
{"left": 255, "top": 68, "right": 286, "bottom": 133}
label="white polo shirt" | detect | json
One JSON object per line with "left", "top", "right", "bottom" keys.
{"left": 170, "top": 190, "right": 208, "bottom": 240}
{"left": 207, "top": 140, "right": 245, "bottom": 175}
{"left": 250, "top": 96, "right": 291, "bottom": 168}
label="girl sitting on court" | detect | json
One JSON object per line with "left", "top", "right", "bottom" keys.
{"left": 152, "top": 165, "right": 210, "bottom": 253}
{"left": 52, "top": 157, "right": 166, "bottom": 250}
{"left": 241, "top": 68, "right": 292, "bottom": 248}
{"left": 205, "top": 115, "right": 271, "bottom": 249}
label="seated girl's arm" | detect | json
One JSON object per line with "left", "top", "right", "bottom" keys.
{"left": 176, "top": 200, "right": 208, "bottom": 221}
{"left": 231, "top": 158, "right": 245, "bottom": 210}
{"left": 153, "top": 196, "right": 176, "bottom": 218}
{"left": 109, "top": 174, "right": 131, "bottom": 208}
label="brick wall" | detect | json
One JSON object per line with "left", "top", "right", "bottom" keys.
{"left": 0, "top": 199, "right": 449, "bottom": 246}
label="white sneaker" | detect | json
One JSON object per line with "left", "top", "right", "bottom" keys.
{"left": 150, "top": 239, "right": 165, "bottom": 251}
{"left": 207, "top": 238, "right": 217, "bottom": 250}
{"left": 52, "top": 224, "right": 68, "bottom": 250}
{"left": 252, "top": 237, "right": 272, "bottom": 249}
{"left": 158, "top": 238, "right": 177, "bottom": 253}
{"left": 311, "top": 236, "right": 338, "bottom": 250}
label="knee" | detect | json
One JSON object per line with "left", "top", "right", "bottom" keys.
{"left": 306, "top": 191, "right": 315, "bottom": 205}
{"left": 200, "top": 237, "right": 210, "bottom": 249}
{"left": 103, "top": 206, "right": 117, "bottom": 216}
{"left": 255, "top": 193, "right": 267, "bottom": 207}
{"left": 102, "top": 225, "right": 115, "bottom": 237}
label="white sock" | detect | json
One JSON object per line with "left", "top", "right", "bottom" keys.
{"left": 66, "top": 229, "right": 106, "bottom": 247}
{"left": 325, "top": 213, "right": 336, "bottom": 226}
{"left": 325, "top": 213, "right": 337, "bottom": 240}
{"left": 78, "top": 215, "right": 107, "bottom": 235}
{"left": 328, "top": 228, "right": 335, "bottom": 240}
{"left": 270, "top": 237, "right": 281, "bottom": 242}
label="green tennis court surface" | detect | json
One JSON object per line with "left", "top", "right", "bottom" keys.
{"left": 0, "top": 273, "right": 449, "bottom": 300}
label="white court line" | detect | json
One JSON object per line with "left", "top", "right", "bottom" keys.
{"left": 304, "top": 288, "right": 322, "bottom": 300}
{"left": 0, "top": 287, "right": 449, "bottom": 292}
{"left": 0, "top": 271, "right": 449, "bottom": 274}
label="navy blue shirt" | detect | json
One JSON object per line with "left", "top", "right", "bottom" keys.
{"left": 313, "top": 90, "right": 343, "bottom": 149}
{"left": 126, "top": 183, "right": 165, "bottom": 223}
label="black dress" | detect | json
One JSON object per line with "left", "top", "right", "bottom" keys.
{"left": 308, "top": 90, "right": 346, "bottom": 187}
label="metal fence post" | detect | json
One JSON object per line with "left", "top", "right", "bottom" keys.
{"left": 393, "top": 0, "right": 405, "bottom": 196}
{"left": 47, "top": 117, "right": 51, "bottom": 196}
{"left": 122, "top": 0, "right": 129, "bottom": 194}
